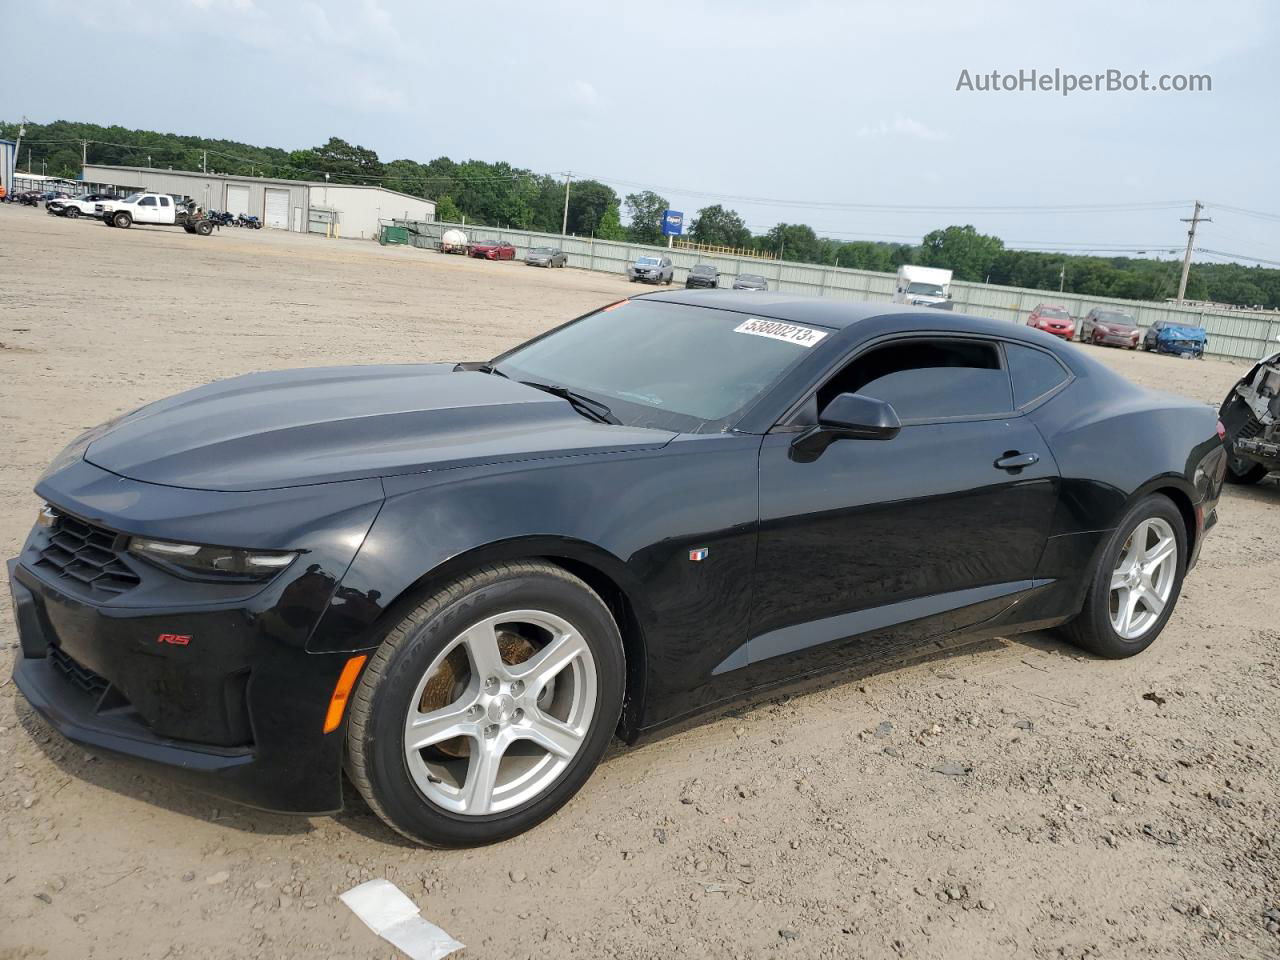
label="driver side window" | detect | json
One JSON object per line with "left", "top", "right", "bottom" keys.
{"left": 815, "top": 338, "right": 1013, "bottom": 423}
{"left": 139, "top": 196, "right": 157, "bottom": 207}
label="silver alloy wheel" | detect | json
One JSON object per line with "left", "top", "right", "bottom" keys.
{"left": 403, "top": 609, "right": 597, "bottom": 816}
{"left": 1108, "top": 517, "right": 1178, "bottom": 640}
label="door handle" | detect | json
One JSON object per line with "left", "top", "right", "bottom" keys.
{"left": 994, "top": 451, "right": 1040, "bottom": 472}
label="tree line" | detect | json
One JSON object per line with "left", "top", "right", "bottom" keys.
{"left": 5, "top": 119, "right": 1276, "bottom": 309}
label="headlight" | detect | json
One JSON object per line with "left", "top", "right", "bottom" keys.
{"left": 128, "top": 537, "right": 297, "bottom": 581}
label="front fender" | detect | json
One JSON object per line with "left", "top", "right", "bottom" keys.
{"left": 305, "top": 436, "right": 764, "bottom": 732}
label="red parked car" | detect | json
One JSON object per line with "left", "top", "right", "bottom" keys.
{"left": 469, "top": 240, "right": 516, "bottom": 261}
{"left": 1026, "top": 304, "right": 1075, "bottom": 340}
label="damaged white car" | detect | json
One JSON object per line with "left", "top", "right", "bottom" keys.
{"left": 1219, "top": 338, "right": 1280, "bottom": 485}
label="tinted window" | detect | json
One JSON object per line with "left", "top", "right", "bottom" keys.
{"left": 1005, "top": 343, "right": 1069, "bottom": 407}
{"left": 820, "top": 339, "right": 1012, "bottom": 422}
{"left": 139, "top": 196, "right": 156, "bottom": 206}
{"left": 159, "top": 196, "right": 170, "bottom": 206}
{"left": 496, "top": 301, "right": 829, "bottom": 431}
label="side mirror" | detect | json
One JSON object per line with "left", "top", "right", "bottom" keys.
{"left": 791, "top": 393, "right": 901, "bottom": 461}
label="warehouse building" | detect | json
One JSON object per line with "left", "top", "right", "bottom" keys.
{"left": 0, "top": 139, "right": 15, "bottom": 196}
{"left": 80, "top": 164, "right": 436, "bottom": 239}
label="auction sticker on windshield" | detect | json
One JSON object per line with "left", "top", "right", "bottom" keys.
{"left": 733, "top": 318, "right": 828, "bottom": 347}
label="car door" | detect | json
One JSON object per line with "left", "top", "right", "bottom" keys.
{"left": 747, "top": 335, "right": 1061, "bottom": 681}
{"left": 136, "top": 195, "right": 160, "bottom": 223}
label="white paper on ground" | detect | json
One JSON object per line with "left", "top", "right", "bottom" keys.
{"left": 340, "top": 878, "right": 464, "bottom": 960}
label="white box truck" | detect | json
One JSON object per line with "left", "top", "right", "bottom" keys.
{"left": 893, "top": 265, "right": 954, "bottom": 309}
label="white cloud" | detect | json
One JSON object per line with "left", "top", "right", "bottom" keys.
{"left": 570, "top": 80, "right": 601, "bottom": 107}
{"left": 856, "top": 115, "right": 948, "bottom": 141}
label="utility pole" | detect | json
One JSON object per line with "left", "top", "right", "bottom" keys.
{"left": 561, "top": 171, "right": 572, "bottom": 236}
{"left": 1059, "top": 263, "right": 1065, "bottom": 292}
{"left": 27, "top": 148, "right": 31, "bottom": 173}
{"left": 202, "top": 150, "right": 207, "bottom": 174}
{"left": 81, "top": 139, "right": 87, "bottom": 168}
{"left": 13, "top": 116, "right": 26, "bottom": 181}
{"left": 1176, "top": 200, "right": 1210, "bottom": 304}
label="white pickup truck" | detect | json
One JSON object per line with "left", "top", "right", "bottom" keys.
{"left": 47, "top": 193, "right": 120, "bottom": 218}
{"left": 96, "top": 192, "right": 214, "bottom": 235}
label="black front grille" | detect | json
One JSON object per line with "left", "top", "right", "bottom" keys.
{"left": 34, "top": 510, "right": 140, "bottom": 598}
{"left": 48, "top": 645, "right": 110, "bottom": 699}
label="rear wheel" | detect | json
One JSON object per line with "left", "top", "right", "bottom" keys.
{"left": 65, "top": 207, "right": 80, "bottom": 219}
{"left": 1225, "top": 454, "right": 1269, "bottom": 485}
{"left": 345, "top": 562, "right": 625, "bottom": 847}
{"left": 196, "top": 221, "right": 214, "bottom": 236}
{"left": 1057, "top": 494, "right": 1186, "bottom": 658}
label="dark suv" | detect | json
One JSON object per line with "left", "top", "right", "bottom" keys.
{"left": 685, "top": 264, "right": 719, "bottom": 289}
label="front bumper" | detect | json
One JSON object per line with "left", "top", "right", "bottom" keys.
{"left": 1156, "top": 339, "right": 1205, "bottom": 355}
{"left": 9, "top": 557, "right": 353, "bottom": 813}
{"left": 1095, "top": 333, "right": 1138, "bottom": 347}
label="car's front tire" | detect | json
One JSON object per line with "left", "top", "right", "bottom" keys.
{"left": 1057, "top": 493, "right": 1187, "bottom": 658}
{"left": 345, "top": 561, "right": 625, "bottom": 847}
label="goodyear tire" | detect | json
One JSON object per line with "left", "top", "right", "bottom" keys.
{"left": 346, "top": 561, "right": 625, "bottom": 847}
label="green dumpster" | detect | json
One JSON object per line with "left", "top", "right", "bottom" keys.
{"left": 380, "top": 224, "right": 409, "bottom": 246}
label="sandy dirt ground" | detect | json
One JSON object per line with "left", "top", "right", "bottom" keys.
{"left": 1, "top": 204, "right": 1278, "bottom": 960}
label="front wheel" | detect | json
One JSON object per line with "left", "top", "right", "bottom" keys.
{"left": 345, "top": 561, "right": 625, "bottom": 847}
{"left": 112, "top": 211, "right": 132, "bottom": 228}
{"left": 65, "top": 207, "right": 80, "bottom": 219}
{"left": 1057, "top": 494, "right": 1186, "bottom": 658}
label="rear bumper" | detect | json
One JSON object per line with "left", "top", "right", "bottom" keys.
{"left": 8, "top": 557, "right": 351, "bottom": 814}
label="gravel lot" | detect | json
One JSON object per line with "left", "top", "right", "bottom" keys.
{"left": 1, "top": 204, "right": 1277, "bottom": 960}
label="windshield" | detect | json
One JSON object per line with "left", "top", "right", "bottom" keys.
{"left": 739, "top": 275, "right": 764, "bottom": 283}
{"left": 906, "top": 281, "right": 945, "bottom": 297}
{"left": 692, "top": 265, "right": 715, "bottom": 274}
{"left": 1097, "top": 311, "right": 1134, "bottom": 324}
{"left": 1040, "top": 307, "right": 1069, "bottom": 319}
{"left": 531, "top": 247, "right": 554, "bottom": 254}
{"left": 492, "top": 300, "right": 829, "bottom": 432}
{"left": 123, "top": 192, "right": 143, "bottom": 203}
{"left": 636, "top": 257, "right": 661, "bottom": 266}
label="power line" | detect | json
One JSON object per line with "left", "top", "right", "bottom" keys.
{"left": 1205, "top": 202, "right": 1280, "bottom": 224}
{"left": 1195, "top": 248, "right": 1280, "bottom": 269}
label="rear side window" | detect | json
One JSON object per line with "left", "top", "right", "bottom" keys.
{"left": 819, "top": 338, "right": 1012, "bottom": 422}
{"left": 1005, "top": 343, "right": 1069, "bottom": 407}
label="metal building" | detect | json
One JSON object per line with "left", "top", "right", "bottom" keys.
{"left": 0, "top": 139, "right": 15, "bottom": 196}
{"left": 79, "top": 164, "right": 436, "bottom": 238}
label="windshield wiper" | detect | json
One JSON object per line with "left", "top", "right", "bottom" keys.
{"left": 519, "top": 381, "right": 619, "bottom": 424}
{"left": 476, "top": 362, "right": 508, "bottom": 379}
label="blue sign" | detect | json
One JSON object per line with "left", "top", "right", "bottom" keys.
{"left": 662, "top": 209, "right": 684, "bottom": 236}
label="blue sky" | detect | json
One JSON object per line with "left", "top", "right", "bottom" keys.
{"left": 5, "top": 0, "right": 1278, "bottom": 262}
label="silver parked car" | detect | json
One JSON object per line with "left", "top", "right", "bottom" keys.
{"left": 627, "top": 255, "right": 673, "bottom": 285}
{"left": 733, "top": 273, "right": 769, "bottom": 291}
{"left": 525, "top": 246, "right": 567, "bottom": 268}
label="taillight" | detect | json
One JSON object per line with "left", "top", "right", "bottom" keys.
{"left": 1216, "top": 420, "right": 1226, "bottom": 441}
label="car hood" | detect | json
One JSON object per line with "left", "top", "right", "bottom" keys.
{"left": 1157, "top": 324, "right": 1206, "bottom": 340}
{"left": 81, "top": 364, "right": 676, "bottom": 492}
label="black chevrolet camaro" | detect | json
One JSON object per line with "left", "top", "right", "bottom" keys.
{"left": 10, "top": 292, "right": 1226, "bottom": 847}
